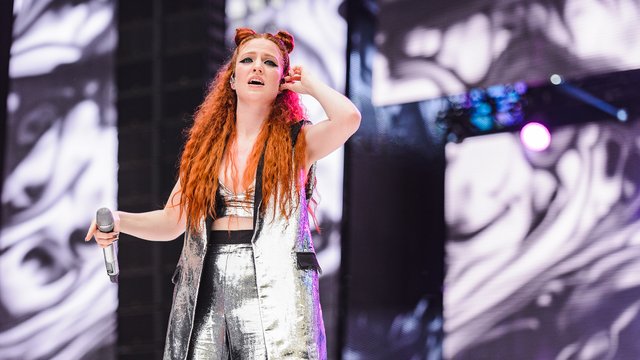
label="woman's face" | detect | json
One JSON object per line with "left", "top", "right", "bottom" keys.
{"left": 233, "top": 38, "right": 285, "bottom": 103}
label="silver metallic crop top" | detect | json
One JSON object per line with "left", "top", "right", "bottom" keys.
{"left": 216, "top": 180, "right": 255, "bottom": 218}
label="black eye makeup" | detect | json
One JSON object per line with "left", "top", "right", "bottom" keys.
{"left": 238, "top": 53, "right": 279, "bottom": 68}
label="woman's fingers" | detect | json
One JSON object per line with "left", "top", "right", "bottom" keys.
{"left": 85, "top": 218, "right": 97, "bottom": 241}
{"left": 281, "top": 71, "right": 303, "bottom": 92}
{"left": 283, "top": 74, "right": 302, "bottom": 83}
{"left": 286, "top": 66, "right": 303, "bottom": 79}
{"left": 95, "top": 231, "right": 119, "bottom": 248}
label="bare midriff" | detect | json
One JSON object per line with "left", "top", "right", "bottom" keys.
{"left": 212, "top": 216, "right": 254, "bottom": 231}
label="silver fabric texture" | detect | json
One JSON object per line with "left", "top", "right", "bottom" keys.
{"left": 217, "top": 181, "right": 254, "bottom": 218}
{"left": 164, "top": 186, "right": 326, "bottom": 359}
{"left": 188, "top": 244, "right": 266, "bottom": 359}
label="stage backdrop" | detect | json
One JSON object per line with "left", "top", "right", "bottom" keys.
{"left": 345, "top": 0, "right": 640, "bottom": 358}
{"left": 374, "top": 0, "right": 640, "bottom": 105}
{"left": 0, "top": 1, "right": 118, "bottom": 359}
{"left": 226, "top": 1, "right": 347, "bottom": 357}
{"left": 444, "top": 119, "right": 640, "bottom": 359}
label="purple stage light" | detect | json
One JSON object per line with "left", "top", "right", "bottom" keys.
{"left": 520, "top": 122, "right": 551, "bottom": 151}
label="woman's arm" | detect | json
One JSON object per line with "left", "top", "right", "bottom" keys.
{"left": 85, "top": 179, "right": 187, "bottom": 247}
{"left": 280, "top": 65, "right": 361, "bottom": 165}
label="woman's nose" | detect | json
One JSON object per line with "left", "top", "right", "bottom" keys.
{"left": 252, "top": 64, "right": 263, "bottom": 73}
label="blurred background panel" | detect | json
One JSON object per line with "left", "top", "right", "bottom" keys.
{"left": 1, "top": 1, "right": 118, "bottom": 359}
{"left": 444, "top": 118, "right": 640, "bottom": 359}
{"left": 373, "top": 0, "right": 640, "bottom": 105}
{"left": 437, "top": 1, "right": 640, "bottom": 359}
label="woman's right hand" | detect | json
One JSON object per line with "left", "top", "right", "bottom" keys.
{"left": 84, "top": 209, "right": 121, "bottom": 248}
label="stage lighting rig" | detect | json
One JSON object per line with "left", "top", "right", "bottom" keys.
{"left": 438, "top": 69, "right": 639, "bottom": 143}
{"left": 549, "top": 74, "right": 628, "bottom": 122}
{"left": 437, "top": 82, "right": 528, "bottom": 143}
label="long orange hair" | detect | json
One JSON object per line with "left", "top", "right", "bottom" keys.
{"left": 177, "top": 28, "right": 307, "bottom": 232}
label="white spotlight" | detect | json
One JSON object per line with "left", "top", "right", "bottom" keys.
{"left": 520, "top": 122, "right": 551, "bottom": 152}
{"left": 617, "top": 109, "right": 628, "bottom": 122}
{"left": 550, "top": 74, "right": 563, "bottom": 85}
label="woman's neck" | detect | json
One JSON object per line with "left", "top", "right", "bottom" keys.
{"left": 235, "top": 101, "right": 270, "bottom": 139}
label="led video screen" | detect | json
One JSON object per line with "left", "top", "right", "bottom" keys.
{"left": 445, "top": 120, "right": 640, "bottom": 359}
{"left": 374, "top": 0, "right": 640, "bottom": 105}
{"left": 1, "top": 1, "right": 118, "bottom": 359}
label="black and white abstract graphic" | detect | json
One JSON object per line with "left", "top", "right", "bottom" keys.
{"left": 445, "top": 119, "right": 640, "bottom": 359}
{"left": 374, "top": 0, "right": 640, "bottom": 105}
{"left": 0, "top": 1, "right": 118, "bottom": 359}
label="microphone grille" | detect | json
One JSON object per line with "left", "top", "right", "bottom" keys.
{"left": 96, "top": 207, "right": 115, "bottom": 232}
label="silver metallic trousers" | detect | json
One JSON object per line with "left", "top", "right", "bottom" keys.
{"left": 187, "top": 242, "right": 266, "bottom": 359}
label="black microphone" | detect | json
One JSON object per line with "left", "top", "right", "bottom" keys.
{"left": 96, "top": 207, "right": 119, "bottom": 283}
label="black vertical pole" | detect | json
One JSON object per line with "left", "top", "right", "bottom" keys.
{"left": 0, "top": 0, "right": 15, "bottom": 230}
{"left": 151, "top": 0, "right": 164, "bottom": 356}
{"left": 337, "top": 0, "right": 356, "bottom": 358}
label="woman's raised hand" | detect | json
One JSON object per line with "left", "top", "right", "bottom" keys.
{"left": 279, "top": 65, "right": 320, "bottom": 95}
{"left": 85, "top": 209, "right": 121, "bottom": 248}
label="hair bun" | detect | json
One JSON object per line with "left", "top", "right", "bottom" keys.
{"left": 274, "top": 30, "right": 294, "bottom": 53}
{"left": 235, "top": 28, "right": 257, "bottom": 46}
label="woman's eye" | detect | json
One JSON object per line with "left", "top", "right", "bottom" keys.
{"left": 240, "top": 58, "right": 252, "bottom": 63}
{"left": 265, "top": 60, "right": 277, "bottom": 67}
